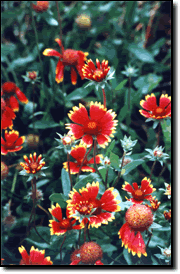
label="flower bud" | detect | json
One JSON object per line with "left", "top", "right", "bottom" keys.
{"left": 75, "top": 14, "right": 91, "bottom": 29}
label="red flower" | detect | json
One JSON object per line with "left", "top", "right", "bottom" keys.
{"left": 63, "top": 144, "right": 102, "bottom": 174}
{"left": 122, "top": 177, "right": 155, "bottom": 204}
{"left": 70, "top": 242, "right": 103, "bottom": 265}
{"left": 66, "top": 101, "right": 118, "bottom": 148}
{"left": 18, "top": 246, "right": 53, "bottom": 265}
{"left": 146, "top": 196, "right": 161, "bottom": 212}
{"left": 82, "top": 59, "right": 110, "bottom": 82}
{"left": 32, "top": 1, "right": 49, "bottom": 13}
{"left": 164, "top": 209, "right": 171, "bottom": 221}
{"left": 118, "top": 204, "right": 153, "bottom": 257}
{"left": 1, "top": 130, "right": 25, "bottom": 155}
{"left": 1, "top": 98, "right": 16, "bottom": 131}
{"left": 48, "top": 203, "right": 83, "bottom": 235}
{"left": 1, "top": 82, "right": 28, "bottom": 112}
{"left": 43, "top": 38, "right": 88, "bottom": 85}
{"left": 67, "top": 181, "right": 121, "bottom": 228}
{"left": 20, "top": 152, "right": 45, "bottom": 174}
{"left": 139, "top": 93, "right": 171, "bottom": 120}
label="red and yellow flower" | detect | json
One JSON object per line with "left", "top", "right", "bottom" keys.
{"left": 67, "top": 181, "right": 121, "bottom": 228}
{"left": 82, "top": 59, "right": 110, "bottom": 82}
{"left": 146, "top": 196, "right": 161, "bottom": 212}
{"left": 20, "top": 152, "right": 45, "bottom": 174}
{"left": 63, "top": 144, "right": 102, "bottom": 174}
{"left": 66, "top": 101, "right": 117, "bottom": 148}
{"left": 32, "top": 1, "right": 49, "bottom": 13}
{"left": 122, "top": 177, "right": 156, "bottom": 204}
{"left": 1, "top": 98, "right": 16, "bottom": 131}
{"left": 18, "top": 246, "right": 53, "bottom": 265}
{"left": 1, "top": 130, "right": 25, "bottom": 155}
{"left": 48, "top": 203, "right": 83, "bottom": 235}
{"left": 43, "top": 38, "right": 88, "bottom": 85}
{"left": 139, "top": 93, "right": 171, "bottom": 120}
{"left": 118, "top": 204, "right": 153, "bottom": 257}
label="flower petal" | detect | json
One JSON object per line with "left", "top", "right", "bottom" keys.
{"left": 49, "top": 204, "right": 62, "bottom": 222}
{"left": 132, "top": 182, "right": 139, "bottom": 190}
{"left": 89, "top": 102, "right": 106, "bottom": 121}
{"left": 5, "top": 130, "right": 19, "bottom": 144}
{"left": 68, "top": 104, "right": 89, "bottom": 125}
{"left": 30, "top": 247, "right": 45, "bottom": 264}
{"left": 63, "top": 162, "right": 80, "bottom": 174}
{"left": 87, "top": 155, "right": 102, "bottom": 164}
{"left": 139, "top": 109, "right": 151, "bottom": 118}
{"left": 70, "top": 145, "right": 86, "bottom": 161}
{"left": 43, "top": 48, "right": 62, "bottom": 57}
{"left": 122, "top": 182, "right": 134, "bottom": 193}
{"left": 55, "top": 59, "right": 64, "bottom": 83}
{"left": 96, "top": 134, "right": 110, "bottom": 146}
{"left": 159, "top": 94, "right": 171, "bottom": 109}
{"left": 71, "top": 67, "right": 77, "bottom": 85}
{"left": 68, "top": 124, "right": 84, "bottom": 139}
{"left": 141, "top": 94, "right": 157, "bottom": 110}
{"left": 15, "top": 88, "right": 28, "bottom": 104}
{"left": 81, "top": 134, "right": 93, "bottom": 146}
{"left": 14, "top": 136, "right": 25, "bottom": 146}
{"left": 5, "top": 96, "right": 19, "bottom": 112}
{"left": 18, "top": 246, "right": 30, "bottom": 264}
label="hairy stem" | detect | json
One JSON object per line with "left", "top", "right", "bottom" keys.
{"left": 105, "top": 167, "right": 109, "bottom": 189}
{"left": 67, "top": 152, "right": 73, "bottom": 190}
{"left": 146, "top": 229, "right": 153, "bottom": 248}
{"left": 102, "top": 88, "right": 106, "bottom": 108}
{"left": 127, "top": 76, "right": 131, "bottom": 135}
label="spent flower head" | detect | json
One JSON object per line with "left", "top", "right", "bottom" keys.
{"left": 121, "top": 64, "right": 139, "bottom": 77}
{"left": 120, "top": 135, "right": 137, "bottom": 155}
{"left": 145, "top": 146, "right": 169, "bottom": 166}
{"left": 22, "top": 71, "right": 41, "bottom": 84}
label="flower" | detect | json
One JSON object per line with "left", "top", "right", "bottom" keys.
{"left": 22, "top": 71, "right": 41, "bottom": 84}
{"left": 145, "top": 196, "right": 161, "bottom": 212}
{"left": 122, "top": 177, "right": 156, "bottom": 204}
{"left": 118, "top": 204, "right": 153, "bottom": 257}
{"left": 43, "top": 38, "right": 88, "bottom": 85}
{"left": 164, "top": 209, "right": 171, "bottom": 221}
{"left": 66, "top": 101, "right": 118, "bottom": 148}
{"left": 1, "top": 82, "right": 28, "bottom": 112}
{"left": 32, "top": 1, "right": 49, "bottom": 13}
{"left": 1, "top": 98, "right": 16, "bottom": 131}
{"left": 18, "top": 246, "right": 53, "bottom": 265}
{"left": 1, "top": 161, "right": 9, "bottom": 180}
{"left": 20, "top": 152, "right": 45, "bottom": 174}
{"left": 156, "top": 245, "right": 171, "bottom": 263}
{"left": 63, "top": 144, "right": 102, "bottom": 174}
{"left": 145, "top": 146, "right": 169, "bottom": 166}
{"left": 82, "top": 59, "right": 110, "bottom": 82}
{"left": 26, "top": 189, "right": 44, "bottom": 202}
{"left": 67, "top": 181, "right": 121, "bottom": 228}
{"left": 75, "top": 14, "right": 92, "bottom": 29}
{"left": 1, "top": 130, "right": 25, "bottom": 155}
{"left": 139, "top": 93, "right": 171, "bottom": 120}
{"left": 48, "top": 203, "right": 83, "bottom": 235}
{"left": 26, "top": 134, "right": 40, "bottom": 149}
{"left": 120, "top": 135, "right": 137, "bottom": 154}
{"left": 164, "top": 183, "right": 171, "bottom": 198}
{"left": 70, "top": 242, "right": 103, "bottom": 265}
{"left": 121, "top": 64, "right": 139, "bottom": 77}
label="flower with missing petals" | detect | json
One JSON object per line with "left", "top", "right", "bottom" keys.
{"left": 18, "top": 246, "right": 53, "bottom": 265}
{"left": 1, "top": 130, "right": 25, "bottom": 155}
{"left": 139, "top": 93, "right": 171, "bottom": 120}
{"left": 122, "top": 177, "right": 156, "bottom": 204}
{"left": 66, "top": 101, "right": 118, "bottom": 148}
{"left": 67, "top": 181, "right": 121, "bottom": 229}
{"left": 43, "top": 38, "right": 88, "bottom": 85}
{"left": 118, "top": 204, "right": 153, "bottom": 258}
{"left": 48, "top": 203, "right": 83, "bottom": 235}
{"left": 63, "top": 144, "right": 102, "bottom": 174}
{"left": 20, "top": 153, "right": 45, "bottom": 174}
{"left": 1, "top": 82, "right": 28, "bottom": 112}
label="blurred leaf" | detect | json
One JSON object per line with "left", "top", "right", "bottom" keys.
{"left": 105, "top": 139, "right": 116, "bottom": 156}
{"left": 122, "top": 159, "right": 144, "bottom": 176}
{"left": 110, "top": 152, "right": 120, "bottom": 171}
{"left": 118, "top": 105, "right": 128, "bottom": 123}
{"left": 128, "top": 44, "right": 155, "bottom": 63}
{"left": 29, "top": 120, "right": 60, "bottom": 129}
{"left": 1, "top": 43, "right": 17, "bottom": 56}
{"left": 36, "top": 179, "right": 49, "bottom": 189}
{"left": 115, "top": 79, "right": 128, "bottom": 91}
{"left": 25, "top": 238, "right": 49, "bottom": 249}
{"left": 150, "top": 38, "right": 166, "bottom": 56}
{"left": 49, "top": 193, "right": 67, "bottom": 208}
{"left": 65, "top": 88, "right": 92, "bottom": 101}
{"left": 61, "top": 169, "right": 71, "bottom": 197}
{"left": 99, "top": 168, "right": 116, "bottom": 184}
{"left": 161, "top": 119, "right": 171, "bottom": 154}
{"left": 101, "top": 243, "right": 117, "bottom": 255}
{"left": 123, "top": 248, "right": 132, "bottom": 265}
{"left": 134, "top": 74, "right": 162, "bottom": 94}
{"left": 98, "top": 1, "right": 114, "bottom": 12}
{"left": 43, "top": 13, "right": 58, "bottom": 26}
{"left": 125, "top": 1, "right": 137, "bottom": 29}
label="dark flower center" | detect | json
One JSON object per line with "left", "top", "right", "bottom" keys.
{"left": 133, "top": 189, "right": 144, "bottom": 200}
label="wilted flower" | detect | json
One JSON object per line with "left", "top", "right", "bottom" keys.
{"left": 70, "top": 242, "right": 103, "bottom": 265}
{"left": 43, "top": 38, "right": 88, "bottom": 85}
{"left": 22, "top": 71, "right": 41, "bottom": 84}
{"left": 66, "top": 101, "right": 118, "bottom": 148}
{"left": 26, "top": 189, "right": 44, "bottom": 202}
{"left": 1, "top": 130, "right": 25, "bottom": 155}
{"left": 1, "top": 82, "right": 28, "bottom": 112}
{"left": 18, "top": 246, "right": 53, "bottom": 265}
{"left": 32, "top": 1, "right": 49, "bottom": 13}
{"left": 118, "top": 204, "right": 153, "bottom": 257}
{"left": 120, "top": 135, "right": 137, "bottom": 154}
{"left": 3, "top": 214, "right": 16, "bottom": 229}
{"left": 75, "top": 14, "right": 91, "bottom": 29}
{"left": 145, "top": 146, "right": 169, "bottom": 166}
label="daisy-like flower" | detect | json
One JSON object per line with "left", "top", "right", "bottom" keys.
{"left": 63, "top": 144, "right": 102, "bottom": 174}
{"left": 67, "top": 181, "right": 121, "bottom": 229}
{"left": 43, "top": 38, "right": 88, "bottom": 85}
{"left": 1, "top": 98, "right": 16, "bottom": 131}
{"left": 20, "top": 152, "right": 45, "bottom": 174}
{"left": 48, "top": 203, "right": 83, "bottom": 235}
{"left": 139, "top": 93, "right": 171, "bottom": 120}
{"left": 66, "top": 101, "right": 118, "bottom": 148}
{"left": 18, "top": 246, "right": 53, "bottom": 265}
{"left": 122, "top": 177, "right": 156, "bottom": 204}
{"left": 32, "top": 1, "right": 49, "bottom": 13}
{"left": 82, "top": 59, "right": 110, "bottom": 82}
{"left": 1, "top": 82, "right": 28, "bottom": 112}
{"left": 1, "top": 130, "right": 25, "bottom": 155}
{"left": 118, "top": 204, "right": 153, "bottom": 258}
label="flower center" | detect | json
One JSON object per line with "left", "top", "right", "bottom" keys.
{"left": 155, "top": 107, "right": 164, "bottom": 115}
{"left": 94, "top": 69, "right": 103, "bottom": 77}
{"left": 87, "top": 121, "right": 97, "bottom": 129}
{"left": 30, "top": 162, "right": 38, "bottom": 169}
{"left": 60, "top": 218, "right": 71, "bottom": 228}
{"left": 134, "top": 189, "right": 143, "bottom": 197}
{"left": 76, "top": 201, "right": 93, "bottom": 215}
{"left": 63, "top": 49, "right": 79, "bottom": 65}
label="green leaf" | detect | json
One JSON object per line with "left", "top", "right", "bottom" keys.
{"left": 98, "top": 168, "right": 115, "bottom": 184}
{"left": 74, "top": 173, "right": 103, "bottom": 192}
{"left": 61, "top": 169, "right": 71, "bottom": 197}
{"left": 105, "top": 139, "right": 116, "bottom": 156}
{"left": 123, "top": 159, "right": 144, "bottom": 176}
{"left": 115, "top": 79, "right": 128, "bottom": 91}
{"left": 125, "top": 1, "right": 137, "bottom": 29}
{"left": 118, "top": 105, "right": 128, "bottom": 123}
{"left": 101, "top": 243, "right": 117, "bottom": 254}
{"left": 128, "top": 44, "right": 155, "bottom": 63}
{"left": 49, "top": 193, "right": 67, "bottom": 208}
{"left": 65, "top": 88, "right": 91, "bottom": 101}
{"left": 1, "top": 43, "right": 17, "bottom": 56}
{"left": 43, "top": 13, "right": 58, "bottom": 26}
{"left": 110, "top": 152, "right": 120, "bottom": 171}
{"left": 25, "top": 238, "right": 49, "bottom": 249}
{"left": 36, "top": 179, "right": 49, "bottom": 189}
{"left": 149, "top": 222, "right": 162, "bottom": 230}
{"left": 134, "top": 74, "right": 162, "bottom": 94}
{"left": 28, "top": 120, "right": 60, "bottom": 129}
{"left": 123, "top": 248, "right": 132, "bottom": 265}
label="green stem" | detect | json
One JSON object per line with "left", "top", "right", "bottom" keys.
{"left": 78, "top": 230, "right": 81, "bottom": 247}
{"left": 67, "top": 152, "right": 73, "bottom": 190}
{"left": 5, "top": 56, "right": 19, "bottom": 85}
{"left": 127, "top": 76, "right": 131, "bottom": 135}
{"left": 105, "top": 167, "right": 109, "bottom": 189}
{"left": 146, "top": 229, "right": 153, "bottom": 248}
{"left": 150, "top": 160, "right": 156, "bottom": 179}
{"left": 93, "top": 139, "right": 106, "bottom": 185}
{"left": 60, "top": 234, "right": 66, "bottom": 263}
{"left": 113, "top": 152, "right": 126, "bottom": 188}
{"left": 1, "top": 63, "right": 10, "bottom": 81}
